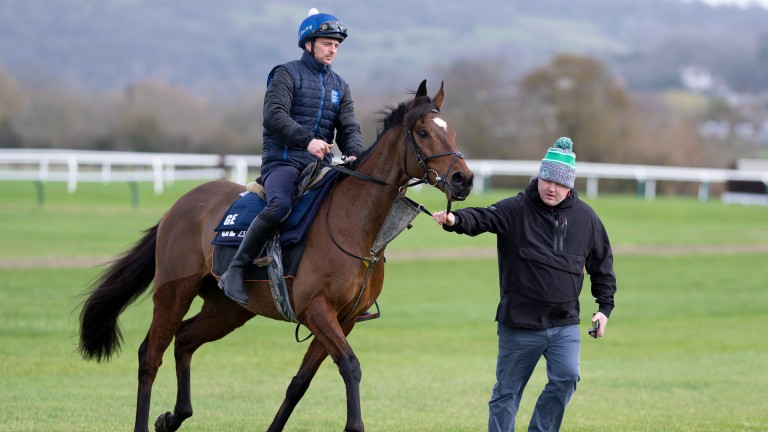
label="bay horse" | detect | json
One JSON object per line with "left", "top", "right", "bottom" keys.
{"left": 78, "top": 79, "right": 473, "bottom": 432}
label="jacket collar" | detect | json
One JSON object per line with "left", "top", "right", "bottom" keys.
{"left": 301, "top": 51, "right": 331, "bottom": 75}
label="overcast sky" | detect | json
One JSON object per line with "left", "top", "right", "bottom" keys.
{"left": 684, "top": 0, "right": 768, "bottom": 8}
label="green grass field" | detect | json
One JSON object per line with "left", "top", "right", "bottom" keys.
{"left": 1, "top": 180, "right": 767, "bottom": 431}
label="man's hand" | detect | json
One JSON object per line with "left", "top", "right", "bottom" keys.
{"left": 591, "top": 312, "right": 608, "bottom": 338}
{"left": 432, "top": 210, "right": 455, "bottom": 226}
{"left": 307, "top": 139, "right": 333, "bottom": 159}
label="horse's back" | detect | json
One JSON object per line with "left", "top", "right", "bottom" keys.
{"left": 155, "top": 180, "right": 244, "bottom": 284}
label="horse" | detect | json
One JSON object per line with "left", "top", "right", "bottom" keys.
{"left": 78, "top": 79, "right": 474, "bottom": 432}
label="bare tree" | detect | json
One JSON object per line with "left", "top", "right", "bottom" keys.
{"left": 517, "top": 54, "right": 631, "bottom": 163}
{"left": 0, "top": 63, "right": 27, "bottom": 147}
{"left": 10, "top": 85, "right": 118, "bottom": 149}
{"left": 115, "top": 80, "right": 209, "bottom": 152}
{"left": 0, "top": 63, "right": 26, "bottom": 120}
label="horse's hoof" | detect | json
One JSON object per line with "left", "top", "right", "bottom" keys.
{"left": 154, "top": 412, "right": 171, "bottom": 432}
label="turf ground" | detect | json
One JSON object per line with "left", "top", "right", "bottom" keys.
{"left": 1, "top": 180, "right": 767, "bottom": 431}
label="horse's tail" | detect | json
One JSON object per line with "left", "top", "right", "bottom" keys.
{"left": 78, "top": 223, "right": 158, "bottom": 362}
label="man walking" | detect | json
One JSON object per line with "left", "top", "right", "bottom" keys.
{"left": 433, "top": 137, "right": 617, "bottom": 431}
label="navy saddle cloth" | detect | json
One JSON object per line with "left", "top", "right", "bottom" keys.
{"left": 211, "top": 170, "right": 339, "bottom": 280}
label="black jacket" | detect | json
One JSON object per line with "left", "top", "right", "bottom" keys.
{"left": 445, "top": 179, "right": 616, "bottom": 329}
{"left": 261, "top": 52, "right": 363, "bottom": 174}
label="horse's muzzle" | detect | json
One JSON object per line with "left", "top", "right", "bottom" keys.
{"left": 447, "top": 171, "right": 473, "bottom": 201}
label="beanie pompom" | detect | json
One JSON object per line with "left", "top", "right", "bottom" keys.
{"left": 554, "top": 137, "right": 573, "bottom": 151}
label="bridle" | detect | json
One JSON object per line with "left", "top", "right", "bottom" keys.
{"left": 322, "top": 106, "right": 464, "bottom": 194}
{"left": 319, "top": 104, "right": 465, "bottom": 324}
{"left": 402, "top": 107, "right": 464, "bottom": 215}
{"left": 403, "top": 108, "right": 465, "bottom": 193}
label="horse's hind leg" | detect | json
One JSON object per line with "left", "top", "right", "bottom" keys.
{"left": 269, "top": 297, "right": 361, "bottom": 432}
{"left": 155, "top": 289, "right": 254, "bottom": 432}
{"left": 134, "top": 276, "right": 199, "bottom": 432}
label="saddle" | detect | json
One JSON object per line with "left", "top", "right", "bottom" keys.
{"left": 212, "top": 161, "right": 337, "bottom": 249}
{"left": 210, "top": 162, "right": 340, "bottom": 322}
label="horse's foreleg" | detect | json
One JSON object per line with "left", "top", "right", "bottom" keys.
{"left": 333, "top": 328, "right": 362, "bottom": 432}
{"left": 267, "top": 337, "right": 330, "bottom": 432}
{"left": 338, "top": 351, "right": 362, "bottom": 432}
{"left": 155, "top": 291, "right": 254, "bottom": 432}
{"left": 303, "top": 297, "right": 363, "bottom": 432}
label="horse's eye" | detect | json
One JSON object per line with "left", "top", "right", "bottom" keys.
{"left": 417, "top": 129, "right": 428, "bottom": 138}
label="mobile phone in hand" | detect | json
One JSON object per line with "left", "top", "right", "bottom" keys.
{"left": 588, "top": 314, "right": 599, "bottom": 338}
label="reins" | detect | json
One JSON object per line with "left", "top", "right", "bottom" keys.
{"left": 296, "top": 103, "right": 460, "bottom": 339}
{"left": 318, "top": 159, "right": 389, "bottom": 186}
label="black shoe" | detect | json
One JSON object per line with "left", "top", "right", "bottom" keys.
{"left": 219, "top": 267, "right": 250, "bottom": 304}
{"left": 218, "top": 216, "right": 276, "bottom": 305}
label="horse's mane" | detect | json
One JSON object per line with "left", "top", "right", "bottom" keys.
{"left": 348, "top": 94, "right": 434, "bottom": 169}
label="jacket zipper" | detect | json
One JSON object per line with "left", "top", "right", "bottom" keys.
{"left": 553, "top": 215, "right": 558, "bottom": 251}
{"left": 312, "top": 70, "right": 326, "bottom": 135}
{"left": 553, "top": 213, "right": 567, "bottom": 251}
{"left": 283, "top": 69, "right": 326, "bottom": 161}
{"left": 560, "top": 216, "right": 567, "bottom": 251}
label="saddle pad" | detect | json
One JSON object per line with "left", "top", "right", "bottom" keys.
{"left": 211, "top": 239, "right": 305, "bottom": 281}
{"left": 212, "top": 170, "right": 338, "bottom": 247}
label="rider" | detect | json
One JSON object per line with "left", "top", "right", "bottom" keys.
{"left": 219, "top": 8, "right": 364, "bottom": 305}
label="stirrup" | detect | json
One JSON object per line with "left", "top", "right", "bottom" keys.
{"left": 252, "top": 256, "right": 273, "bottom": 267}
{"left": 355, "top": 302, "right": 381, "bottom": 322}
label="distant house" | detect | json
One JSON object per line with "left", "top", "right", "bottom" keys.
{"left": 680, "top": 65, "right": 713, "bottom": 92}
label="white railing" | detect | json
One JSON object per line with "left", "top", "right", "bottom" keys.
{"left": 1, "top": 149, "right": 767, "bottom": 203}
{"left": 470, "top": 159, "right": 768, "bottom": 202}
{"left": 0, "top": 149, "right": 261, "bottom": 194}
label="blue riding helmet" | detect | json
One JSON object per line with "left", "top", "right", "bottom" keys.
{"left": 297, "top": 11, "right": 348, "bottom": 49}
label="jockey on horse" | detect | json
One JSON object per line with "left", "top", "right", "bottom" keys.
{"left": 218, "top": 9, "right": 364, "bottom": 305}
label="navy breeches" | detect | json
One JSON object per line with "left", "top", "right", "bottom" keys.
{"left": 260, "top": 165, "right": 301, "bottom": 226}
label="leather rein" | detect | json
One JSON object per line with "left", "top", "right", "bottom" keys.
{"left": 321, "top": 106, "right": 464, "bottom": 323}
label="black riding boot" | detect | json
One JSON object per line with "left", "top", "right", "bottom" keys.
{"left": 218, "top": 216, "right": 276, "bottom": 305}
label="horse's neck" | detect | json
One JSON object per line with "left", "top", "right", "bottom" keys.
{"left": 356, "top": 129, "right": 410, "bottom": 188}
{"left": 330, "top": 130, "right": 409, "bottom": 249}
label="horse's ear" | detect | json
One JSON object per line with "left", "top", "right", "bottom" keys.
{"left": 416, "top": 79, "right": 428, "bottom": 99}
{"left": 433, "top": 81, "right": 445, "bottom": 111}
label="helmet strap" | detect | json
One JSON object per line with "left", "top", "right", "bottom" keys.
{"left": 308, "top": 39, "right": 315, "bottom": 56}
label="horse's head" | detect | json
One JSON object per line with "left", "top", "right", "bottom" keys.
{"left": 403, "top": 80, "right": 473, "bottom": 202}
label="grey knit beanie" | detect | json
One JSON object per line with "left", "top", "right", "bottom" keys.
{"left": 537, "top": 137, "right": 576, "bottom": 188}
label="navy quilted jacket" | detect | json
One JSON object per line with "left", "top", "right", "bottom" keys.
{"left": 261, "top": 51, "right": 363, "bottom": 174}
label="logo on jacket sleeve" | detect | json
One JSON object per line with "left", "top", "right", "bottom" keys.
{"left": 331, "top": 89, "right": 340, "bottom": 105}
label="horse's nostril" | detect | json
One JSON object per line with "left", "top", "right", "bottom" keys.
{"left": 452, "top": 171, "right": 473, "bottom": 188}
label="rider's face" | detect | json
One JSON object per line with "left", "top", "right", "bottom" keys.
{"left": 306, "top": 37, "right": 340, "bottom": 65}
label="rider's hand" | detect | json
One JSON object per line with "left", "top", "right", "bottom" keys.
{"left": 307, "top": 139, "right": 333, "bottom": 159}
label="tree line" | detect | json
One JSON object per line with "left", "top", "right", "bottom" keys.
{"left": 1, "top": 54, "right": 762, "bottom": 193}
